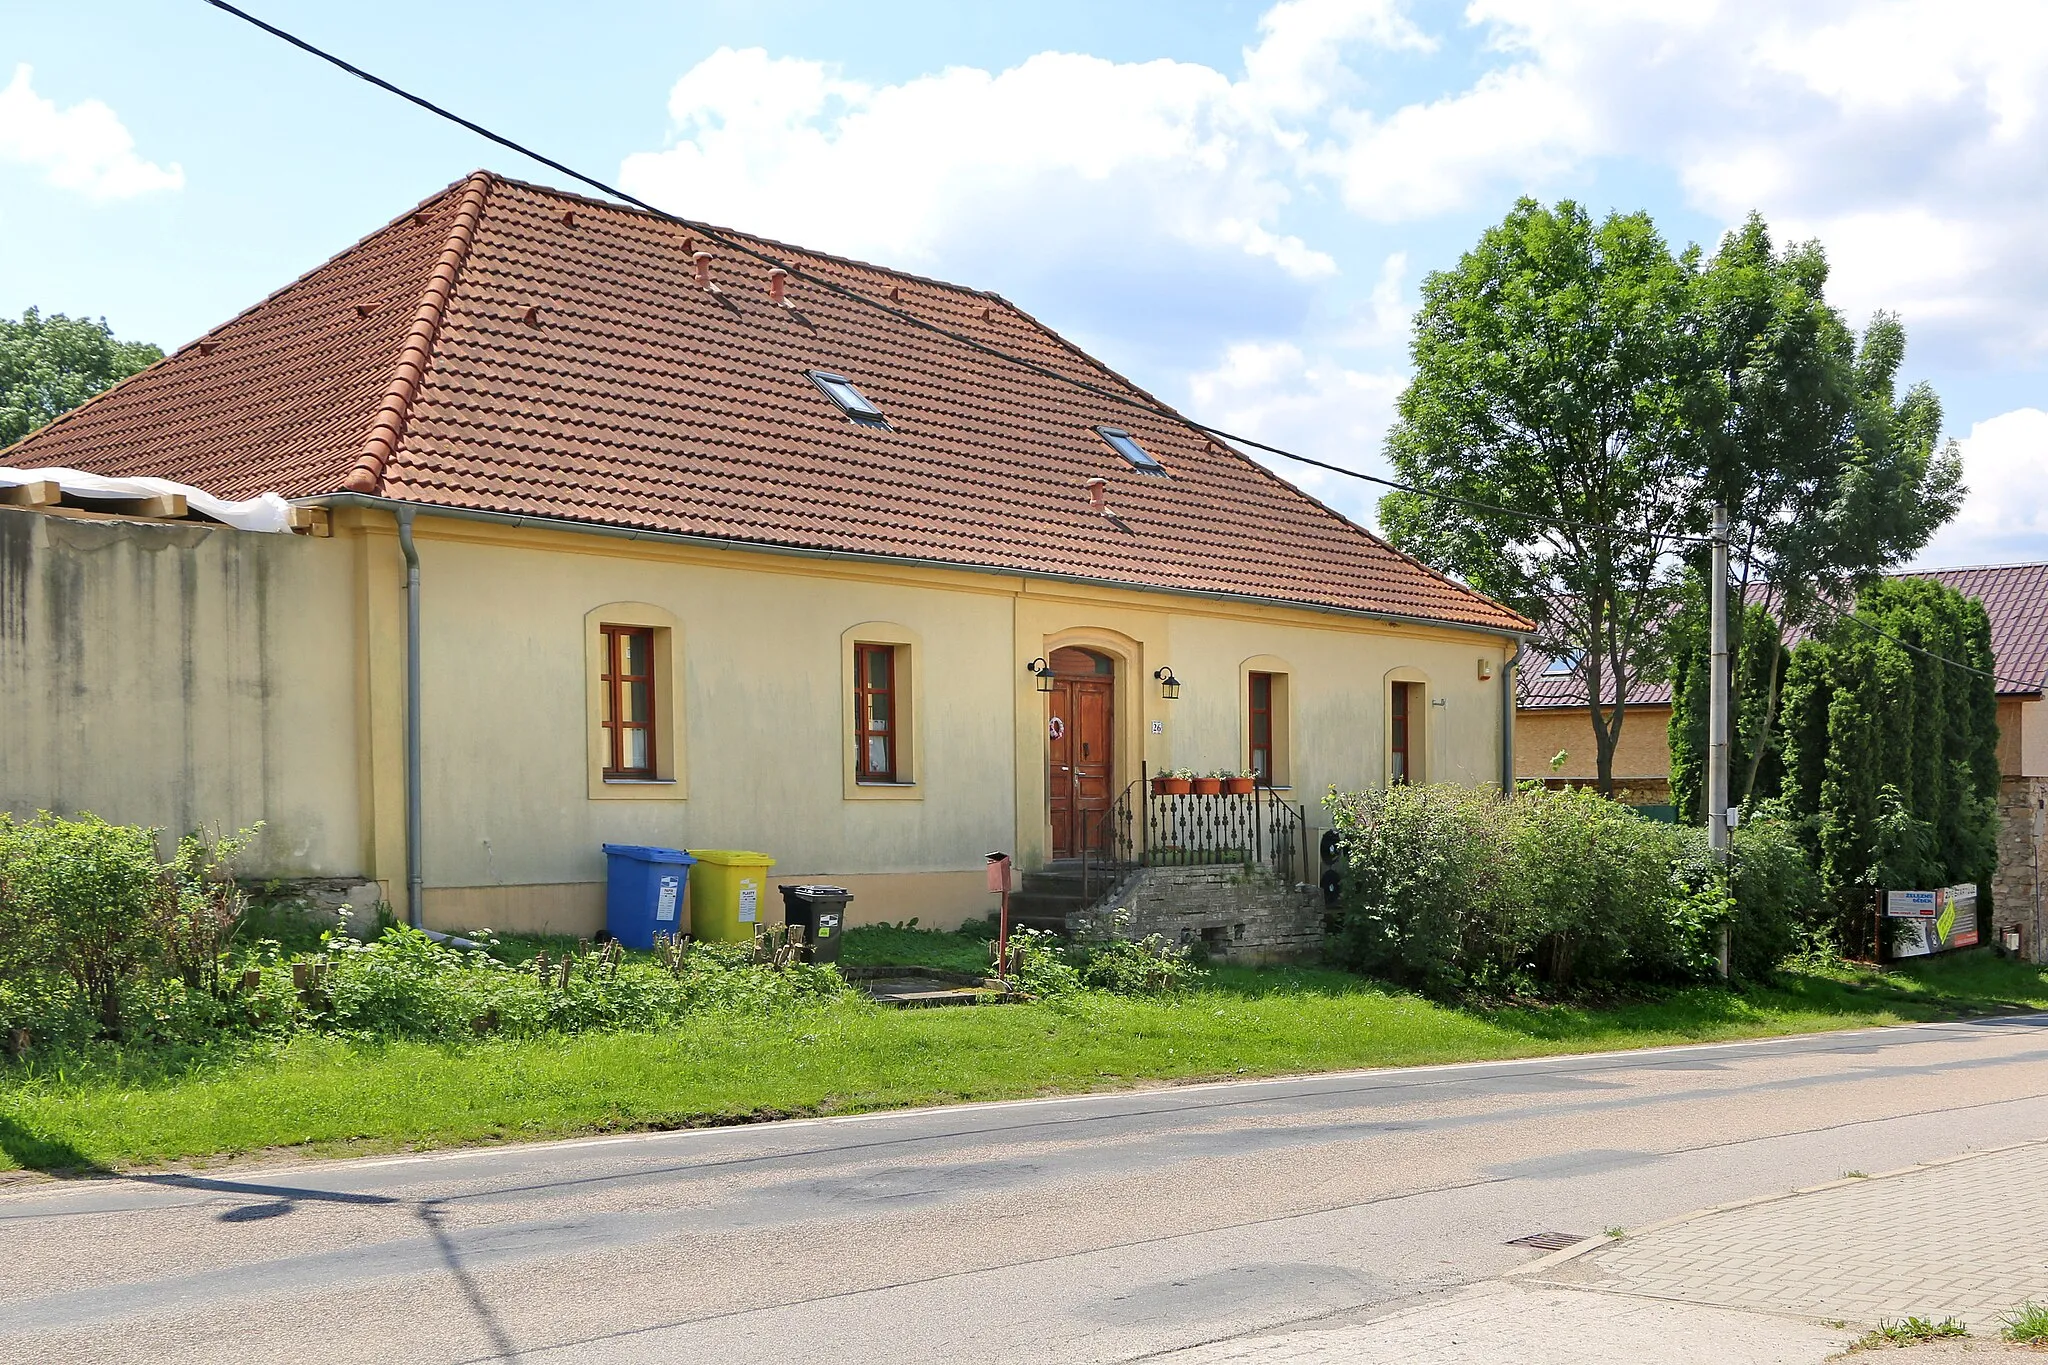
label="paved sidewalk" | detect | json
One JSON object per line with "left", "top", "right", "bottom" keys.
{"left": 1158, "top": 1282, "right": 1849, "bottom": 1364}
{"left": 1533, "top": 1141, "right": 2048, "bottom": 1332}
{"left": 1156, "top": 1142, "right": 2048, "bottom": 1364}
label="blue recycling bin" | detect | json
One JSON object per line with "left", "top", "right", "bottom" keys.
{"left": 601, "top": 844, "right": 696, "bottom": 949}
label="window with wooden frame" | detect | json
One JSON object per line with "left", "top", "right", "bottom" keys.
{"left": 600, "top": 625, "right": 657, "bottom": 779}
{"left": 1389, "top": 681, "right": 1412, "bottom": 786}
{"left": 854, "top": 643, "right": 898, "bottom": 782}
{"left": 1249, "top": 671, "right": 1276, "bottom": 784}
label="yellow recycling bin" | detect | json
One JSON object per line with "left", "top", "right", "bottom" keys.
{"left": 685, "top": 850, "right": 777, "bottom": 942}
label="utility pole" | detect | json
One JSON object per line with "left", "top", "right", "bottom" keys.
{"left": 1709, "top": 502, "right": 1731, "bottom": 979}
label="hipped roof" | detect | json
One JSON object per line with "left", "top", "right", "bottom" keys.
{"left": 5, "top": 171, "right": 1529, "bottom": 635}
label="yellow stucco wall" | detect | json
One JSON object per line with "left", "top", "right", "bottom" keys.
{"left": 1515, "top": 704, "right": 1675, "bottom": 786}
{"left": 0, "top": 506, "right": 364, "bottom": 874}
{"left": 5, "top": 503, "right": 1518, "bottom": 938}
{"left": 389, "top": 514, "right": 1515, "bottom": 935}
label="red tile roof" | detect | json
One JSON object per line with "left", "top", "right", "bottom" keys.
{"left": 4, "top": 172, "right": 1529, "bottom": 635}
{"left": 1520, "top": 562, "right": 2048, "bottom": 708}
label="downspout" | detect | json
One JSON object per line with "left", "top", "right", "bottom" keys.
{"left": 396, "top": 507, "right": 425, "bottom": 929}
{"left": 1501, "top": 637, "right": 1526, "bottom": 797}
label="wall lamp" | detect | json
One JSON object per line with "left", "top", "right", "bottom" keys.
{"left": 1026, "top": 657, "right": 1055, "bottom": 693}
{"left": 1152, "top": 666, "right": 1182, "bottom": 700}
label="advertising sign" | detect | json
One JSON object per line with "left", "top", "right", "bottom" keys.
{"left": 1885, "top": 884, "right": 1979, "bottom": 958}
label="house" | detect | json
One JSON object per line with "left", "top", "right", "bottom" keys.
{"left": 1515, "top": 563, "right": 2048, "bottom": 954}
{"left": 1, "top": 171, "right": 1530, "bottom": 938}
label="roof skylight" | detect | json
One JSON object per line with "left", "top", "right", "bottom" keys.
{"left": 1543, "top": 652, "right": 1582, "bottom": 676}
{"left": 1096, "top": 425, "right": 1166, "bottom": 475}
{"left": 807, "top": 370, "right": 890, "bottom": 429}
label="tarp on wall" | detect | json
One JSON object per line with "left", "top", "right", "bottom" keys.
{"left": 0, "top": 465, "right": 294, "bottom": 533}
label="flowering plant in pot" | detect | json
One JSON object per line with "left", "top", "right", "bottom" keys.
{"left": 1192, "top": 770, "right": 1225, "bottom": 796}
{"left": 1222, "top": 769, "right": 1256, "bottom": 795}
{"left": 1153, "top": 768, "right": 1194, "bottom": 795}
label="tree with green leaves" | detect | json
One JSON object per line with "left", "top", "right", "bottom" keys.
{"left": 1681, "top": 218, "right": 1960, "bottom": 802}
{"left": 1381, "top": 198, "right": 1700, "bottom": 794}
{"left": 0, "top": 308, "right": 161, "bottom": 449}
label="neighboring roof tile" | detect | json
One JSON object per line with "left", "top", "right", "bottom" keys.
{"left": 1520, "top": 562, "right": 2048, "bottom": 707}
{"left": 4, "top": 172, "right": 1529, "bottom": 634}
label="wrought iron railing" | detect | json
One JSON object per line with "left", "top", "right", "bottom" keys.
{"left": 1088, "top": 763, "right": 1311, "bottom": 890}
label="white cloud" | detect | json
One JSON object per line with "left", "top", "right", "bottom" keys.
{"left": 1302, "top": 0, "right": 2048, "bottom": 357}
{"left": 1186, "top": 339, "right": 1406, "bottom": 526}
{"left": 620, "top": 1, "right": 1447, "bottom": 291}
{"left": 1916, "top": 408, "right": 2048, "bottom": 569}
{"left": 0, "top": 65, "right": 182, "bottom": 200}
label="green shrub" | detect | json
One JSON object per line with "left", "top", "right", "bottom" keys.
{"left": 0, "top": 812, "right": 170, "bottom": 1034}
{"left": 1728, "top": 811, "right": 1821, "bottom": 976}
{"left": 313, "top": 928, "right": 851, "bottom": 1043}
{"left": 1079, "top": 934, "right": 1205, "bottom": 995}
{"left": 1327, "top": 783, "right": 1519, "bottom": 996}
{"left": 1326, "top": 784, "right": 1811, "bottom": 995}
{"left": 1514, "top": 787, "right": 1694, "bottom": 986}
{"left": 1000, "top": 928, "right": 1082, "bottom": 998}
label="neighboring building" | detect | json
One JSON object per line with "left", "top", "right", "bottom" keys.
{"left": 1, "top": 171, "right": 1529, "bottom": 937}
{"left": 1515, "top": 564, "right": 2048, "bottom": 954}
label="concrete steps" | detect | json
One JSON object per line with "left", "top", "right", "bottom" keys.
{"left": 1005, "top": 860, "right": 1138, "bottom": 932}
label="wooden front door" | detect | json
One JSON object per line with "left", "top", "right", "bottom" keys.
{"left": 1047, "top": 647, "right": 1115, "bottom": 859}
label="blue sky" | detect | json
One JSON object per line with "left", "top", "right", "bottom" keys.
{"left": 4, "top": 0, "right": 2043, "bottom": 567}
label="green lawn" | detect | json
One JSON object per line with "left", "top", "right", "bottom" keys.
{"left": 3, "top": 938, "right": 2042, "bottom": 1176}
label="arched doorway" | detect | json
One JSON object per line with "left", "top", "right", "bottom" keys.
{"left": 1046, "top": 646, "right": 1116, "bottom": 859}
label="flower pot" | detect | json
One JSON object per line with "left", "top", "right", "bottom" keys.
{"left": 1192, "top": 776, "right": 1223, "bottom": 796}
{"left": 1222, "top": 776, "right": 1255, "bottom": 795}
{"left": 1154, "top": 776, "right": 1192, "bottom": 795}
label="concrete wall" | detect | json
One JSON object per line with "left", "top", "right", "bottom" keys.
{"left": 0, "top": 506, "right": 363, "bottom": 875}
{"left": 1074, "top": 863, "right": 1324, "bottom": 965}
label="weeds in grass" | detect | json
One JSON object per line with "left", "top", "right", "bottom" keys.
{"left": 1850, "top": 1316, "right": 1968, "bottom": 1349}
{"left": 2002, "top": 1301, "right": 2048, "bottom": 1343}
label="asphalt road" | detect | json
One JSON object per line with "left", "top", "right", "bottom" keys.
{"left": 6, "top": 1016, "right": 2048, "bottom": 1364}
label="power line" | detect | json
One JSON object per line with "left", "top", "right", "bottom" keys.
{"left": 197, "top": 1, "right": 2029, "bottom": 699}
{"left": 194, "top": 0, "right": 1712, "bottom": 553}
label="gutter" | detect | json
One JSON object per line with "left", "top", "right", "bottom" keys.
{"left": 1501, "top": 637, "right": 1526, "bottom": 797}
{"left": 305, "top": 494, "right": 1533, "bottom": 644}
{"left": 396, "top": 507, "right": 426, "bottom": 930}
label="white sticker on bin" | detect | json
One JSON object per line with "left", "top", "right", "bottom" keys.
{"left": 739, "top": 882, "right": 758, "bottom": 923}
{"left": 656, "top": 875, "right": 679, "bottom": 922}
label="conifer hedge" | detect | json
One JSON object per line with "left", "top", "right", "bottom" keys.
{"left": 1776, "top": 579, "right": 2000, "bottom": 950}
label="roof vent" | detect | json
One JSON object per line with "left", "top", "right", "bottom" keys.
{"left": 561, "top": 210, "right": 577, "bottom": 228}
{"left": 355, "top": 303, "right": 377, "bottom": 319}
{"left": 197, "top": 340, "right": 219, "bottom": 356}
{"left": 693, "top": 251, "right": 714, "bottom": 288}
{"left": 522, "top": 305, "right": 542, "bottom": 328}
{"left": 889, "top": 286, "right": 902, "bottom": 303}
{"left": 768, "top": 266, "right": 791, "bottom": 306}
{"left": 1085, "top": 477, "right": 1109, "bottom": 513}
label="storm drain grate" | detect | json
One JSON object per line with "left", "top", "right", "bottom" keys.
{"left": 1506, "top": 1232, "right": 1588, "bottom": 1251}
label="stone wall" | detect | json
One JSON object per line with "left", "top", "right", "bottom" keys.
{"left": 1070, "top": 863, "right": 1325, "bottom": 964}
{"left": 1993, "top": 777, "right": 2048, "bottom": 962}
